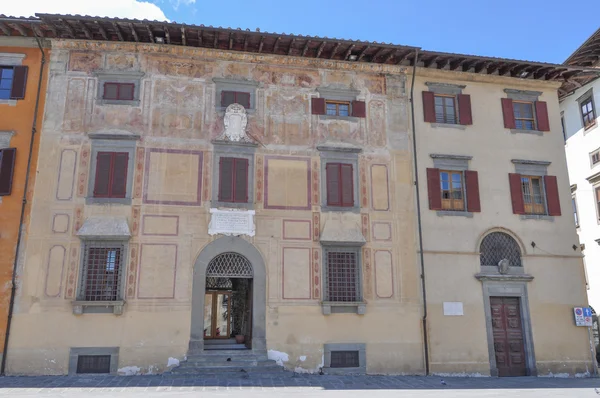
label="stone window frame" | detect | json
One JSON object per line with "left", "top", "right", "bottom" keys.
{"left": 585, "top": 171, "right": 600, "bottom": 225}
{"left": 430, "top": 154, "right": 473, "bottom": 217}
{"left": 68, "top": 347, "right": 119, "bottom": 376}
{"left": 213, "top": 77, "right": 259, "bottom": 114}
{"left": 73, "top": 238, "right": 128, "bottom": 315}
{"left": 87, "top": 133, "right": 139, "bottom": 205}
{"left": 0, "top": 52, "right": 26, "bottom": 106}
{"left": 321, "top": 244, "right": 366, "bottom": 315}
{"left": 511, "top": 159, "right": 553, "bottom": 221}
{"left": 590, "top": 148, "right": 600, "bottom": 169}
{"left": 504, "top": 89, "right": 543, "bottom": 136}
{"left": 577, "top": 88, "right": 597, "bottom": 133}
{"left": 318, "top": 144, "right": 361, "bottom": 213}
{"left": 425, "top": 82, "right": 466, "bottom": 129}
{"left": 94, "top": 70, "right": 144, "bottom": 106}
{"left": 211, "top": 141, "right": 257, "bottom": 210}
{"left": 323, "top": 343, "right": 366, "bottom": 375}
{"left": 316, "top": 86, "right": 362, "bottom": 122}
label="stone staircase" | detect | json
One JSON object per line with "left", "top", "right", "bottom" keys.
{"left": 170, "top": 340, "right": 286, "bottom": 376}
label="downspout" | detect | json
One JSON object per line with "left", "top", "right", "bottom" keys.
{"left": 1, "top": 30, "right": 46, "bottom": 376}
{"left": 409, "top": 48, "right": 429, "bottom": 375}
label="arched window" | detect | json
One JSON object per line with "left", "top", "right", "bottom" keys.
{"left": 206, "top": 252, "right": 253, "bottom": 278}
{"left": 480, "top": 232, "right": 522, "bottom": 267}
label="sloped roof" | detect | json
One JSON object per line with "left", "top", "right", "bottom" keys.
{"left": 0, "top": 13, "right": 598, "bottom": 97}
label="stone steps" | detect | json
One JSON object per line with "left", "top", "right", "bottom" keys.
{"left": 170, "top": 350, "right": 285, "bottom": 376}
{"left": 204, "top": 343, "right": 248, "bottom": 350}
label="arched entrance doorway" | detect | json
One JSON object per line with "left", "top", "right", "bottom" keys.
{"left": 189, "top": 236, "right": 266, "bottom": 355}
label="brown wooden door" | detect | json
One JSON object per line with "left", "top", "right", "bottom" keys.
{"left": 490, "top": 297, "right": 527, "bottom": 376}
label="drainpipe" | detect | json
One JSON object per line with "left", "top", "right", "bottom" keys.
{"left": 408, "top": 49, "right": 429, "bottom": 375}
{"left": 0, "top": 30, "right": 46, "bottom": 376}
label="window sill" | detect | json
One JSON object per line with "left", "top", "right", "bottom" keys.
{"left": 217, "top": 107, "right": 255, "bottom": 116}
{"left": 436, "top": 210, "right": 473, "bottom": 218}
{"left": 510, "top": 129, "right": 543, "bottom": 136}
{"left": 318, "top": 115, "right": 360, "bottom": 122}
{"left": 86, "top": 197, "right": 132, "bottom": 205}
{"left": 322, "top": 366, "right": 366, "bottom": 375}
{"left": 431, "top": 123, "right": 466, "bottom": 130}
{"left": 0, "top": 99, "right": 17, "bottom": 106}
{"left": 322, "top": 302, "right": 366, "bottom": 315}
{"left": 321, "top": 205, "right": 360, "bottom": 213}
{"left": 96, "top": 99, "right": 140, "bottom": 106}
{"left": 519, "top": 214, "right": 554, "bottom": 221}
{"left": 584, "top": 123, "right": 598, "bottom": 133}
{"left": 211, "top": 201, "right": 254, "bottom": 210}
{"left": 72, "top": 300, "right": 125, "bottom": 315}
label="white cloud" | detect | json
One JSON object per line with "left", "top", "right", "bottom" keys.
{"left": 169, "top": 0, "right": 196, "bottom": 11}
{"left": 4, "top": 0, "right": 168, "bottom": 21}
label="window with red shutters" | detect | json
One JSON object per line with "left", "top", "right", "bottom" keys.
{"left": 103, "top": 82, "right": 135, "bottom": 101}
{"left": 221, "top": 91, "right": 251, "bottom": 108}
{"left": 93, "top": 152, "right": 129, "bottom": 198}
{"left": 465, "top": 170, "right": 481, "bottom": 212}
{"left": 218, "top": 157, "right": 249, "bottom": 203}
{"left": 326, "top": 163, "right": 354, "bottom": 207}
{"left": 0, "top": 148, "right": 16, "bottom": 196}
{"left": 426, "top": 168, "right": 442, "bottom": 210}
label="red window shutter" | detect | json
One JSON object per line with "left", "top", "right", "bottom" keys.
{"left": 509, "top": 173, "right": 525, "bottom": 214}
{"left": 218, "top": 157, "right": 234, "bottom": 202}
{"left": 351, "top": 100, "right": 366, "bottom": 118}
{"left": 326, "top": 163, "right": 341, "bottom": 206}
{"left": 426, "top": 168, "right": 442, "bottom": 210}
{"left": 10, "top": 66, "right": 28, "bottom": 100}
{"left": 501, "top": 98, "right": 516, "bottom": 129}
{"left": 422, "top": 91, "right": 436, "bottom": 123}
{"left": 111, "top": 153, "right": 129, "bottom": 198}
{"left": 458, "top": 94, "right": 473, "bottom": 125}
{"left": 340, "top": 164, "right": 354, "bottom": 206}
{"left": 311, "top": 97, "right": 326, "bottom": 115}
{"left": 119, "top": 84, "right": 135, "bottom": 101}
{"left": 465, "top": 170, "right": 481, "bottom": 212}
{"left": 234, "top": 158, "right": 249, "bottom": 202}
{"left": 544, "top": 175, "right": 561, "bottom": 216}
{"left": 93, "top": 152, "right": 113, "bottom": 197}
{"left": 535, "top": 101, "right": 550, "bottom": 132}
{"left": 221, "top": 91, "right": 235, "bottom": 107}
{"left": 0, "top": 148, "right": 16, "bottom": 196}
{"left": 103, "top": 83, "right": 118, "bottom": 100}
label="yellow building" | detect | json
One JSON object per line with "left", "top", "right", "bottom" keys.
{"left": 0, "top": 26, "right": 49, "bottom": 373}
{"left": 2, "top": 14, "right": 596, "bottom": 377}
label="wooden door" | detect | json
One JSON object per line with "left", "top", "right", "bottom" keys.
{"left": 204, "top": 291, "right": 231, "bottom": 339}
{"left": 490, "top": 297, "right": 527, "bottom": 376}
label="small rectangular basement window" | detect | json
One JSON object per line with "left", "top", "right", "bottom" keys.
{"left": 330, "top": 351, "right": 360, "bottom": 368}
{"left": 76, "top": 355, "right": 111, "bottom": 374}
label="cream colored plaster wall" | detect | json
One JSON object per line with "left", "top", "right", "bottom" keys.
{"left": 411, "top": 68, "right": 592, "bottom": 375}
{"left": 7, "top": 41, "right": 421, "bottom": 375}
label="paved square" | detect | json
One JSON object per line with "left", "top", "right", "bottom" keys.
{"left": 0, "top": 373, "right": 599, "bottom": 397}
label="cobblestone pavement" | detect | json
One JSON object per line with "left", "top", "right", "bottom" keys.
{"left": 0, "top": 373, "right": 599, "bottom": 397}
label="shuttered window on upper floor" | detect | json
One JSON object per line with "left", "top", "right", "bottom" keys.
{"left": 426, "top": 168, "right": 480, "bottom": 213}
{"left": 0, "top": 148, "right": 16, "bottom": 196}
{"left": 501, "top": 98, "right": 550, "bottom": 132}
{"left": 218, "top": 157, "right": 249, "bottom": 203}
{"left": 422, "top": 91, "right": 472, "bottom": 125}
{"left": 311, "top": 98, "right": 366, "bottom": 118}
{"left": 326, "top": 163, "right": 354, "bottom": 207}
{"left": 0, "top": 66, "right": 28, "bottom": 100}
{"left": 93, "top": 152, "right": 129, "bottom": 198}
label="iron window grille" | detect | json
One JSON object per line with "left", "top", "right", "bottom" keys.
{"left": 76, "top": 355, "right": 111, "bottom": 374}
{"left": 206, "top": 277, "right": 233, "bottom": 290}
{"left": 324, "top": 249, "right": 362, "bottom": 302}
{"left": 330, "top": 351, "right": 360, "bottom": 368}
{"left": 434, "top": 94, "right": 457, "bottom": 124}
{"left": 103, "top": 82, "right": 134, "bottom": 101}
{"left": 480, "top": 232, "right": 522, "bottom": 267}
{"left": 78, "top": 242, "right": 125, "bottom": 302}
{"left": 206, "top": 252, "right": 253, "bottom": 278}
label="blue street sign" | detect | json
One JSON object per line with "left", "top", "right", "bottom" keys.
{"left": 583, "top": 307, "right": 593, "bottom": 317}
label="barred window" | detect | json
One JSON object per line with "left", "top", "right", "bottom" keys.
{"left": 325, "top": 249, "right": 361, "bottom": 302}
{"left": 79, "top": 242, "right": 125, "bottom": 301}
{"left": 480, "top": 232, "right": 522, "bottom": 267}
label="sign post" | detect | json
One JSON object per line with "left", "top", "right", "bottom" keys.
{"left": 574, "top": 307, "right": 597, "bottom": 376}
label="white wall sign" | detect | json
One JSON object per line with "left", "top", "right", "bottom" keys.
{"left": 208, "top": 208, "right": 255, "bottom": 237}
{"left": 443, "top": 302, "right": 464, "bottom": 316}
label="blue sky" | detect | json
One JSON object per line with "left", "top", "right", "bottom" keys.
{"left": 153, "top": 0, "right": 600, "bottom": 64}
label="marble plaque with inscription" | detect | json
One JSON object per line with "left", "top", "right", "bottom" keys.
{"left": 208, "top": 208, "right": 256, "bottom": 237}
